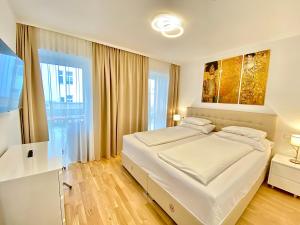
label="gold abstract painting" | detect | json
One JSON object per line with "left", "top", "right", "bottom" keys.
{"left": 201, "top": 49, "right": 270, "bottom": 105}
{"left": 219, "top": 56, "right": 243, "bottom": 104}
{"left": 239, "top": 50, "right": 270, "bottom": 105}
{"left": 202, "top": 61, "right": 221, "bottom": 103}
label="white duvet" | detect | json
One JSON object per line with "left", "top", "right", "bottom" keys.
{"left": 158, "top": 135, "right": 254, "bottom": 185}
{"left": 123, "top": 134, "right": 271, "bottom": 225}
{"left": 134, "top": 126, "right": 202, "bottom": 146}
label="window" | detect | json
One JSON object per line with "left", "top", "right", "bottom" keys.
{"left": 66, "top": 71, "right": 73, "bottom": 84}
{"left": 39, "top": 49, "right": 91, "bottom": 165}
{"left": 148, "top": 72, "right": 169, "bottom": 130}
{"left": 66, "top": 95, "right": 73, "bottom": 103}
{"left": 40, "top": 64, "right": 84, "bottom": 105}
{"left": 58, "top": 70, "right": 63, "bottom": 84}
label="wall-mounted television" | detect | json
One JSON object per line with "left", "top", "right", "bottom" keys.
{"left": 0, "top": 39, "right": 24, "bottom": 113}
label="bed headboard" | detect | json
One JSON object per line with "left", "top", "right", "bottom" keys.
{"left": 186, "top": 107, "right": 277, "bottom": 140}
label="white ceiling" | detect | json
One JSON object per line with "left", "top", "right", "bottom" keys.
{"left": 8, "top": 0, "right": 300, "bottom": 63}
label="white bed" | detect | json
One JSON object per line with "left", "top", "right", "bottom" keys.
{"left": 123, "top": 132, "right": 207, "bottom": 190}
{"left": 134, "top": 125, "right": 207, "bottom": 146}
{"left": 123, "top": 134, "right": 271, "bottom": 225}
{"left": 122, "top": 107, "right": 277, "bottom": 225}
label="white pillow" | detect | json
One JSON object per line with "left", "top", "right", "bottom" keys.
{"left": 182, "top": 117, "right": 212, "bottom": 126}
{"left": 180, "top": 122, "right": 215, "bottom": 134}
{"left": 222, "top": 126, "right": 267, "bottom": 141}
{"left": 215, "top": 131, "right": 272, "bottom": 151}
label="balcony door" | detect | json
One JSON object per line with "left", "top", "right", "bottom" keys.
{"left": 39, "top": 49, "right": 93, "bottom": 165}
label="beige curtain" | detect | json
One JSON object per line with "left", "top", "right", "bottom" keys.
{"left": 92, "top": 43, "right": 148, "bottom": 159}
{"left": 16, "top": 23, "right": 49, "bottom": 143}
{"left": 167, "top": 64, "right": 180, "bottom": 127}
{"left": 117, "top": 51, "right": 148, "bottom": 152}
{"left": 92, "top": 44, "right": 119, "bottom": 159}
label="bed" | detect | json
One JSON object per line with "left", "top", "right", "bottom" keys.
{"left": 122, "top": 107, "right": 277, "bottom": 225}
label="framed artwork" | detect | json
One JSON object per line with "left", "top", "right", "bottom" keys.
{"left": 239, "top": 50, "right": 270, "bottom": 105}
{"left": 201, "top": 49, "right": 270, "bottom": 105}
{"left": 202, "top": 60, "right": 221, "bottom": 103}
{"left": 219, "top": 56, "right": 243, "bottom": 104}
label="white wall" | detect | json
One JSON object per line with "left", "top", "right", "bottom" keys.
{"left": 0, "top": 0, "right": 16, "bottom": 50}
{"left": 179, "top": 35, "right": 300, "bottom": 156}
{"left": 0, "top": 0, "right": 21, "bottom": 155}
{"left": 149, "top": 58, "right": 170, "bottom": 76}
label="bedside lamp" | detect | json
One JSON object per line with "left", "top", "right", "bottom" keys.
{"left": 173, "top": 114, "right": 181, "bottom": 122}
{"left": 290, "top": 134, "right": 300, "bottom": 164}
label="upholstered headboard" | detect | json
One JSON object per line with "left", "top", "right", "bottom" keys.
{"left": 186, "top": 107, "right": 277, "bottom": 140}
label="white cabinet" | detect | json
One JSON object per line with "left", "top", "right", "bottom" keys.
{"left": 0, "top": 142, "right": 65, "bottom": 225}
{"left": 268, "top": 154, "right": 300, "bottom": 197}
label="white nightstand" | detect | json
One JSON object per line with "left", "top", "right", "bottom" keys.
{"left": 268, "top": 154, "right": 300, "bottom": 197}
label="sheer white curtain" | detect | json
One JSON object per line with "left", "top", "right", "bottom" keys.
{"left": 148, "top": 59, "right": 170, "bottom": 130}
{"left": 37, "top": 29, "right": 93, "bottom": 165}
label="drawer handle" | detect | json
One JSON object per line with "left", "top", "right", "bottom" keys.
{"left": 169, "top": 203, "right": 175, "bottom": 213}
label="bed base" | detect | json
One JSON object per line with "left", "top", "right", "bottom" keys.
{"left": 122, "top": 152, "right": 267, "bottom": 225}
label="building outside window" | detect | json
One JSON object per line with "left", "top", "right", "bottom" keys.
{"left": 66, "top": 95, "right": 73, "bottom": 103}
{"left": 58, "top": 70, "right": 63, "bottom": 84}
{"left": 66, "top": 71, "right": 73, "bottom": 84}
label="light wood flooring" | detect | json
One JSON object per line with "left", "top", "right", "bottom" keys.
{"left": 63, "top": 157, "right": 300, "bottom": 225}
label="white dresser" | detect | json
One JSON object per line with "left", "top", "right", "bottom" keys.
{"left": 268, "top": 154, "right": 300, "bottom": 197}
{"left": 0, "top": 142, "right": 65, "bottom": 225}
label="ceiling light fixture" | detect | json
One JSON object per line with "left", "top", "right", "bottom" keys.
{"left": 151, "top": 14, "right": 184, "bottom": 38}
{"left": 161, "top": 26, "right": 184, "bottom": 38}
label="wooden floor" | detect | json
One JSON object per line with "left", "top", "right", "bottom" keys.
{"left": 64, "top": 157, "right": 300, "bottom": 225}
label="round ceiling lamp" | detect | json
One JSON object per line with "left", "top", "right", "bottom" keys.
{"left": 151, "top": 14, "right": 184, "bottom": 38}
{"left": 161, "top": 26, "right": 184, "bottom": 38}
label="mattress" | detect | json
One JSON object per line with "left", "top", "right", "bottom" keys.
{"left": 122, "top": 134, "right": 271, "bottom": 225}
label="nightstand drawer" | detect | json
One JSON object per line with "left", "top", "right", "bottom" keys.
{"left": 268, "top": 174, "right": 300, "bottom": 196}
{"left": 271, "top": 161, "right": 300, "bottom": 183}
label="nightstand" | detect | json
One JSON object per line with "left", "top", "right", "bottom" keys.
{"left": 268, "top": 154, "right": 300, "bottom": 198}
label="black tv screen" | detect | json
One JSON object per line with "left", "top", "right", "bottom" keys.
{"left": 0, "top": 39, "right": 24, "bottom": 113}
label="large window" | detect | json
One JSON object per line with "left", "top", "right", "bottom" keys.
{"left": 39, "top": 49, "right": 92, "bottom": 165}
{"left": 148, "top": 71, "right": 169, "bottom": 130}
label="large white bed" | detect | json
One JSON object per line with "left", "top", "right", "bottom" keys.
{"left": 122, "top": 107, "right": 277, "bottom": 225}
